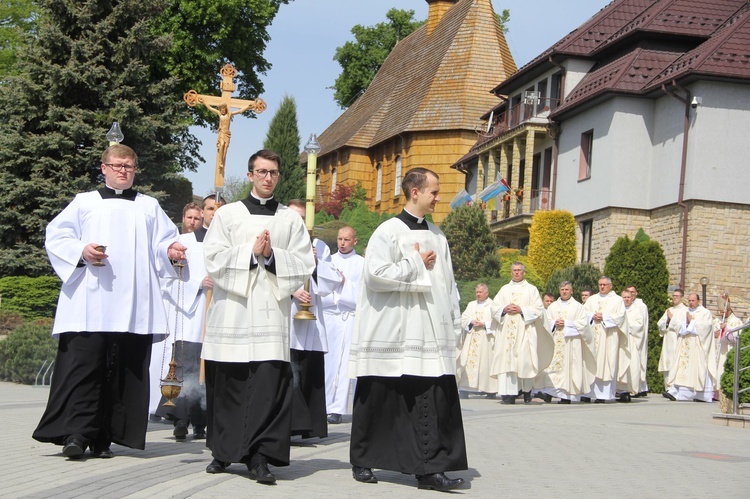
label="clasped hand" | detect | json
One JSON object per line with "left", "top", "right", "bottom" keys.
{"left": 254, "top": 230, "right": 273, "bottom": 258}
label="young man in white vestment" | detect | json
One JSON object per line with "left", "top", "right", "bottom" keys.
{"left": 665, "top": 293, "right": 715, "bottom": 402}
{"left": 657, "top": 289, "right": 687, "bottom": 396}
{"left": 534, "top": 282, "right": 596, "bottom": 404}
{"left": 201, "top": 150, "right": 315, "bottom": 483}
{"left": 710, "top": 301, "right": 744, "bottom": 400}
{"left": 33, "top": 144, "right": 186, "bottom": 459}
{"left": 626, "top": 285, "right": 649, "bottom": 396}
{"left": 348, "top": 168, "right": 467, "bottom": 492}
{"left": 287, "top": 200, "right": 342, "bottom": 438}
{"left": 457, "top": 283, "right": 498, "bottom": 398}
{"left": 582, "top": 277, "right": 628, "bottom": 403}
{"left": 616, "top": 289, "right": 645, "bottom": 402}
{"left": 490, "top": 263, "right": 554, "bottom": 404}
{"left": 321, "top": 226, "right": 364, "bottom": 424}
{"left": 153, "top": 202, "right": 212, "bottom": 440}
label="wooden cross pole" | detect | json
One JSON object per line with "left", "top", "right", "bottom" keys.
{"left": 183, "top": 63, "right": 267, "bottom": 189}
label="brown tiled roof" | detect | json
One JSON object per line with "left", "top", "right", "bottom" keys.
{"left": 316, "top": 0, "right": 516, "bottom": 156}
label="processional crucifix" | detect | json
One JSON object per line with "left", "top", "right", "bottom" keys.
{"left": 184, "top": 63, "right": 267, "bottom": 190}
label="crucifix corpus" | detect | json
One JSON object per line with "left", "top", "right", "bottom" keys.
{"left": 184, "top": 63, "right": 267, "bottom": 189}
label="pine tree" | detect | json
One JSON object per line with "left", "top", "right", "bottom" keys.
{"left": 603, "top": 231, "right": 671, "bottom": 393}
{"left": 262, "top": 95, "right": 302, "bottom": 204}
{"left": 0, "top": 0, "right": 196, "bottom": 276}
{"left": 441, "top": 205, "right": 500, "bottom": 281}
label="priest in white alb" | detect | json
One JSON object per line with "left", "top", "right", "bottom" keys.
{"left": 657, "top": 288, "right": 687, "bottom": 394}
{"left": 534, "top": 281, "right": 595, "bottom": 403}
{"left": 665, "top": 293, "right": 715, "bottom": 402}
{"left": 490, "top": 262, "right": 553, "bottom": 404}
{"left": 583, "top": 277, "right": 628, "bottom": 403}
{"left": 626, "top": 285, "right": 649, "bottom": 396}
{"left": 33, "top": 144, "right": 185, "bottom": 459}
{"left": 456, "top": 283, "right": 497, "bottom": 397}
{"left": 617, "top": 289, "right": 645, "bottom": 402}
{"left": 709, "top": 299, "right": 744, "bottom": 398}
{"left": 348, "top": 168, "right": 467, "bottom": 492}
{"left": 201, "top": 150, "right": 314, "bottom": 484}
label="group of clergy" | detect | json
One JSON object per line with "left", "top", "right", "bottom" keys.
{"left": 456, "top": 269, "right": 742, "bottom": 405}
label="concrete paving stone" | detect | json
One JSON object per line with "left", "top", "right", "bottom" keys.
{"left": 2, "top": 381, "right": 749, "bottom": 498}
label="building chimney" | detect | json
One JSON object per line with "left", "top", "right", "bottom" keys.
{"left": 426, "top": 0, "right": 456, "bottom": 36}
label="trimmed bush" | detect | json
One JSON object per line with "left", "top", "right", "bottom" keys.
{"left": 0, "top": 276, "right": 60, "bottom": 320}
{"left": 456, "top": 277, "right": 506, "bottom": 313}
{"left": 528, "top": 210, "right": 577, "bottom": 283}
{"left": 441, "top": 205, "right": 500, "bottom": 281}
{"left": 721, "top": 328, "right": 750, "bottom": 404}
{"left": 0, "top": 319, "right": 56, "bottom": 384}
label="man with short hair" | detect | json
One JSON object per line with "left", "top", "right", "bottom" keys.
{"left": 583, "top": 277, "right": 627, "bottom": 403}
{"left": 195, "top": 193, "right": 226, "bottom": 239}
{"left": 182, "top": 202, "right": 203, "bottom": 234}
{"left": 33, "top": 144, "right": 186, "bottom": 459}
{"left": 665, "top": 293, "right": 714, "bottom": 402}
{"left": 580, "top": 288, "right": 592, "bottom": 304}
{"left": 491, "top": 263, "right": 553, "bottom": 404}
{"left": 322, "top": 225, "right": 364, "bottom": 424}
{"left": 201, "top": 150, "right": 315, "bottom": 483}
{"left": 709, "top": 297, "right": 744, "bottom": 399}
{"left": 349, "top": 168, "right": 467, "bottom": 492}
{"left": 657, "top": 289, "right": 686, "bottom": 392}
{"left": 626, "top": 285, "right": 649, "bottom": 396}
{"left": 457, "top": 283, "right": 497, "bottom": 398}
{"left": 617, "top": 289, "right": 644, "bottom": 402}
{"left": 287, "top": 199, "right": 342, "bottom": 438}
{"left": 535, "top": 281, "right": 595, "bottom": 404}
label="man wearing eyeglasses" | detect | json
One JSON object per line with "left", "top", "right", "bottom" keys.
{"left": 201, "top": 149, "right": 315, "bottom": 484}
{"left": 33, "top": 144, "right": 186, "bottom": 459}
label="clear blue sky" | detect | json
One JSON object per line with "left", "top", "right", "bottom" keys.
{"left": 184, "top": 0, "right": 612, "bottom": 196}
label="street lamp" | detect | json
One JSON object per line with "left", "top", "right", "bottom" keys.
{"left": 700, "top": 276, "right": 709, "bottom": 306}
{"left": 303, "top": 134, "right": 321, "bottom": 231}
{"left": 106, "top": 122, "right": 124, "bottom": 146}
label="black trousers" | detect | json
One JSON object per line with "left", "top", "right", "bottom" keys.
{"left": 205, "top": 359, "right": 292, "bottom": 466}
{"left": 350, "top": 375, "right": 468, "bottom": 475}
{"left": 290, "top": 349, "right": 328, "bottom": 438}
{"left": 33, "top": 332, "right": 152, "bottom": 450}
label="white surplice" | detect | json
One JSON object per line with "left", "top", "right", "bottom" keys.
{"left": 348, "top": 218, "right": 461, "bottom": 378}
{"left": 490, "top": 280, "right": 554, "bottom": 395}
{"left": 618, "top": 304, "right": 646, "bottom": 395}
{"left": 202, "top": 202, "right": 314, "bottom": 363}
{"left": 535, "top": 298, "right": 595, "bottom": 400}
{"left": 633, "top": 298, "right": 650, "bottom": 392}
{"left": 709, "top": 313, "right": 744, "bottom": 389}
{"left": 46, "top": 190, "right": 178, "bottom": 338}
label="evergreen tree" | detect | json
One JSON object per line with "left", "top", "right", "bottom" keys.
{"left": 527, "top": 209, "right": 577, "bottom": 284}
{"left": 0, "top": 0, "right": 196, "bottom": 276}
{"left": 0, "top": 0, "right": 36, "bottom": 78}
{"left": 603, "top": 231, "right": 671, "bottom": 393}
{"left": 545, "top": 263, "right": 602, "bottom": 301}
{"left": 441, "top": 204, "right": 500, "bottom": 281}
{"left": 262, "top": 95, "right": 302, "bottom": 203}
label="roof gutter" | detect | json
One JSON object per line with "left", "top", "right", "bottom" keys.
{"left": 661, "top": 80, "right": 691, "bottom": 289}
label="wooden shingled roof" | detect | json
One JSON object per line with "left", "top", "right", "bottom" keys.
{"left": 315, "top": 0, "right": 516, "bottom": 157}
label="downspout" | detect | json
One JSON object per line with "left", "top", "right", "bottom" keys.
{"left": 548, "top": 56, "right": 566, "bottom": 210}
{"left": 661, "top": 80, "right": 691, "bottom": 289}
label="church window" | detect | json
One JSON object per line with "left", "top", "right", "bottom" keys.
{"left": 376, "top": 163, "right": 383, "bottom": 202}
{"left": 331, "top": 168, "right": 337, "bottom": 193}
{"left": 579, "top": 129, "right": 593, "bottom": 180}
{"left": 394, "top": 155, "right": 402, "bottom": 196}
{"left": 581, "top": 220, "right": 593, "bottom": 263}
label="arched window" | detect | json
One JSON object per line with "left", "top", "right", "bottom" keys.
{"left": 331, "top": 168, "right": 337, "bottom": 193}
{"left": 376, "top": 163, "right": 383, "bottom": 202}
{"left": 394, "top": 155, "right": 402, "bottom": 196}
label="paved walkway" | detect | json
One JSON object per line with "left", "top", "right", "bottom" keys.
{"left": 3, "top": 382, "right": 749, "bottom": 498}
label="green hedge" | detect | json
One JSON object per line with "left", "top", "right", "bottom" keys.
{"left": 720, "top": 328, "right": 750, "bottom": 403}
{"left": 0, "top": 319, "right": 56, "bottom": 384}
{"left": 0, "top": 275, "right": 60, "bottom": 320}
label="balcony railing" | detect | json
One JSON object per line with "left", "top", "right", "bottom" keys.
{"left": 489, "top": 188, "right": 552, "bottom": 222}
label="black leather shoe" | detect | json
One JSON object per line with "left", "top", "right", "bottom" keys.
{"left": 500, "top": 395, "right": 515, "bottom": 404}
{"left": 327, "top": 413, "right": 342, "bottom": 424}
{"left": 206, "top": 459, "right": 229, "bottom": 474}
{"left": 662, "top": 391, "right": 676, "bottom": 401}
{"left": 62, "top": 435, "right": 86, "bottom": 459}
{"left": 523, "top": 391, "right": 532, "bottom": 403}
{"left": 193, "top": 427, "right": 207, "bottom": 439}
{"left": 90, "top": 446, "right": 114, "bottom": 458}
{"left": 173, "top": 421, "right": 188, "bottom": 440}
{"left": 580, "top": 396, "right": 591, "bottom": 403}
{"left": 536, "top": 392, "right": 553, "bottom": 403}
{"left": 416, "top": 472, "right": 465, "bottom": 491}
{"left": 485, "top": 393, "right": 496, "bottom": 399}
{"left": 352, "top": 466, "right": 378, "bottom": 483}
{"left": 618, "top": 393, "right": 632, "bottom": 403}
{"left": 248, "top": 462, "right": 276, "bottom": 484}
{"left": 594, "top": 399, "right": 606, "bottom": 404}
{"left": 558, "top": 398, "right": 571, "bottom": 404}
